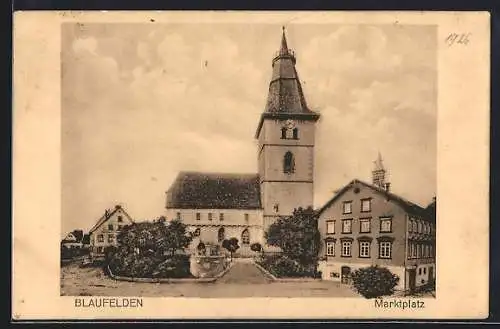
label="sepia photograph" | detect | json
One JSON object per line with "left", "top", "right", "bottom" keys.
{"left": 60, "top": 22, "right": 436, "bottom": 299}
{"left": 12, "top": 11, "right": 489, "bottom": 319}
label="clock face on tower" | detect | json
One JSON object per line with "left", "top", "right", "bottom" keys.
{"left": 285, "top": 119, "right": 296, "bottom": 129}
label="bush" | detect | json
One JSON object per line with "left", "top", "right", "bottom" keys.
{"left": 61, "top": 245, "right": 87, "bottom": 261}
{"left": 152, "top": 254, "right": 191, "bottom": 278}
{"left": 351, "top": 266, "right": 400, "bottom": 299}
{"left": 250, "top": 243, "right": 262, "bottom": 252}
{"left": 104, "top": 246, "right": 118, "bottom": 264}
{"left": 257, "top": 255, "right": 315, "bottom": 278}
{"left": 108, "top": 248, "right": 192, "bottom": 279}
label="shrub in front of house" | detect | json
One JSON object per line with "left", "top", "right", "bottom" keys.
{"left": 250, "top": 243, "right": 262, "bottom": 252}
{"left": 152, "top": 255, "right": 191, "bottom": 278}
{"left": 257, "top": 254, "right": 315, "bottom": 278}
{"left": 351, "top": 266, "right": 400, "bottom": 299}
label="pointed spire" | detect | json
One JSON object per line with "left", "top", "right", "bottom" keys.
{"left": 374, "top": 151, "right": 385, "bottom": 171}
{"left": 264, "top": 28, "right": 310, "bottom": 114}
{"left": 280, "top": 26, "right": 289, "bottom": 55}
{"left": 255, "top": 27, "right": 320, "bottom": 138}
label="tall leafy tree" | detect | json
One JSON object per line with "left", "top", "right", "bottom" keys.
{"left": 161, "top": 219, "right": 192, "bottom": 256}
{"left": 117, "top": 219, "right": 192, "bottom": 257}
{"left": 265, "top": 206, "right": 321, "bottom": 268}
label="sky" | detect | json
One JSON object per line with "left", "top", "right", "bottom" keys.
{"left": 61, "top": 23, "right": 437, "bottom": 236}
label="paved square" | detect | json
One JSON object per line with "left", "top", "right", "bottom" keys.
{"left": 61, "top": 261, "right": 361, "bottom": 298}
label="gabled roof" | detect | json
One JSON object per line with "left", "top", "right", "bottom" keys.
{"left": 166, "top": 171, "right": 262, "bottom": 210}
{"left": 61, "top": 232, "right": 78, "bottom": 243}
{"left": 318, "top": 179, "right": 429, "bottom": 218}
{"left": 89, "top": 205, "right": 134, "bottom": 234}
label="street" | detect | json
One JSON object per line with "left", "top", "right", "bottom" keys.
{"left": 61, "top": 261, "right": 360, "bottom": 298}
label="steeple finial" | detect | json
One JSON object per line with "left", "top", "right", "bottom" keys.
{"left": 374, "top": 151, "right": 385, "bottom": 171}
{"left": 280, "top": 26, "right": 289, "bottom": 55}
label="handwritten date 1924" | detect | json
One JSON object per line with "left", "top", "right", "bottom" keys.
{"left": 445, "top": 33, "right": 471, "bottom": 47}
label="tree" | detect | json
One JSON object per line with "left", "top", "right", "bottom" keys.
{"left": 116, "top": 219, "right": 192, "bottom": 257}
{"left": 265, "top": 206, "right": 321, "bottom": 269}
{"left": 71, "top": 229, "right": 84, "bottom": 242}
{"left": 222, "top": 237, "right": 240, "bottom": 260}
{"left": 351, "top": 266, "right": 400, "bottom": 299}
{"left": 161, "top": 219, "right": 192, "bottom": 256}
{"left": 82, "top": 234, "right": 90, "bottom": 245}
{"left": 109, "top": 219, "right": 193, "bottom": 278}
{"left": 197, "top": 242, "right": 206, "bottom": 255}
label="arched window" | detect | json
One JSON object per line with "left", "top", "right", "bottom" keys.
{"left": 241, "top": 229, "right": 250, "bottom": 245}
{"left": 281, "top": 127, "right": 287, "bottom": 139}
{"left": 293, "top": 128, "right": 299, "bottom": 139}
{"left": 283, "top": 151, "right": 295, "bottom": 174}
{"left": 218, "top": 227, "right": 225, "bottom": 242}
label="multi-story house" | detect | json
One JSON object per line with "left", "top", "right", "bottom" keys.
{"left": 317, "top": 154, "right": 436, "bottom": 293}
{"left": 88, "top": 205, "right": 134, "bottom": 259}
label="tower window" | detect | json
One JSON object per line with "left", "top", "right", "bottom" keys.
{"left": 283, "top": 151, "right": 295, "bottom": 174}
{"left": 293, "top": 128, "right": 299, "bottom": 139}
{"left": 281, "top": 127, "right": 287, "bottom": 139}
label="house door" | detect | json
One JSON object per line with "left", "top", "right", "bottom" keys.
{"left": 408, "top": 269, "right": 416, "bottom": 293}
{"left": 428, "top": 267, "right": 434, "bottom": 283}
{"left": 341, "top": 266, "right": 351, "bottom": 284}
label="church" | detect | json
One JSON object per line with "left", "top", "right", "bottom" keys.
{"left": 165, "top": 28, "right": 319, "bottom": 255}
{"left": 164, "top": 27, "right": 435, "bottom": 284}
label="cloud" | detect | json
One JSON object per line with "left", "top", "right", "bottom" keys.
{"left": 65, "top": 37, "right": 121, "bottom": 103}
{"left": 62, "top": 24, "right": 437, "bottom": 236}
{"left": 72, "top": 37, "right": 98, "bottom": 55}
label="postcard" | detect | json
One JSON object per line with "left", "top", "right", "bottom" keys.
{"left": 12, "top": 10, "right": 490, "bottom": 320}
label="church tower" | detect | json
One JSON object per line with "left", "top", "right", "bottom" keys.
{"left": 372, "top": 152, "right": 387, "bottom": 189}
{"left": 255, "top": 27, "right": 320, "bottom": 230}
